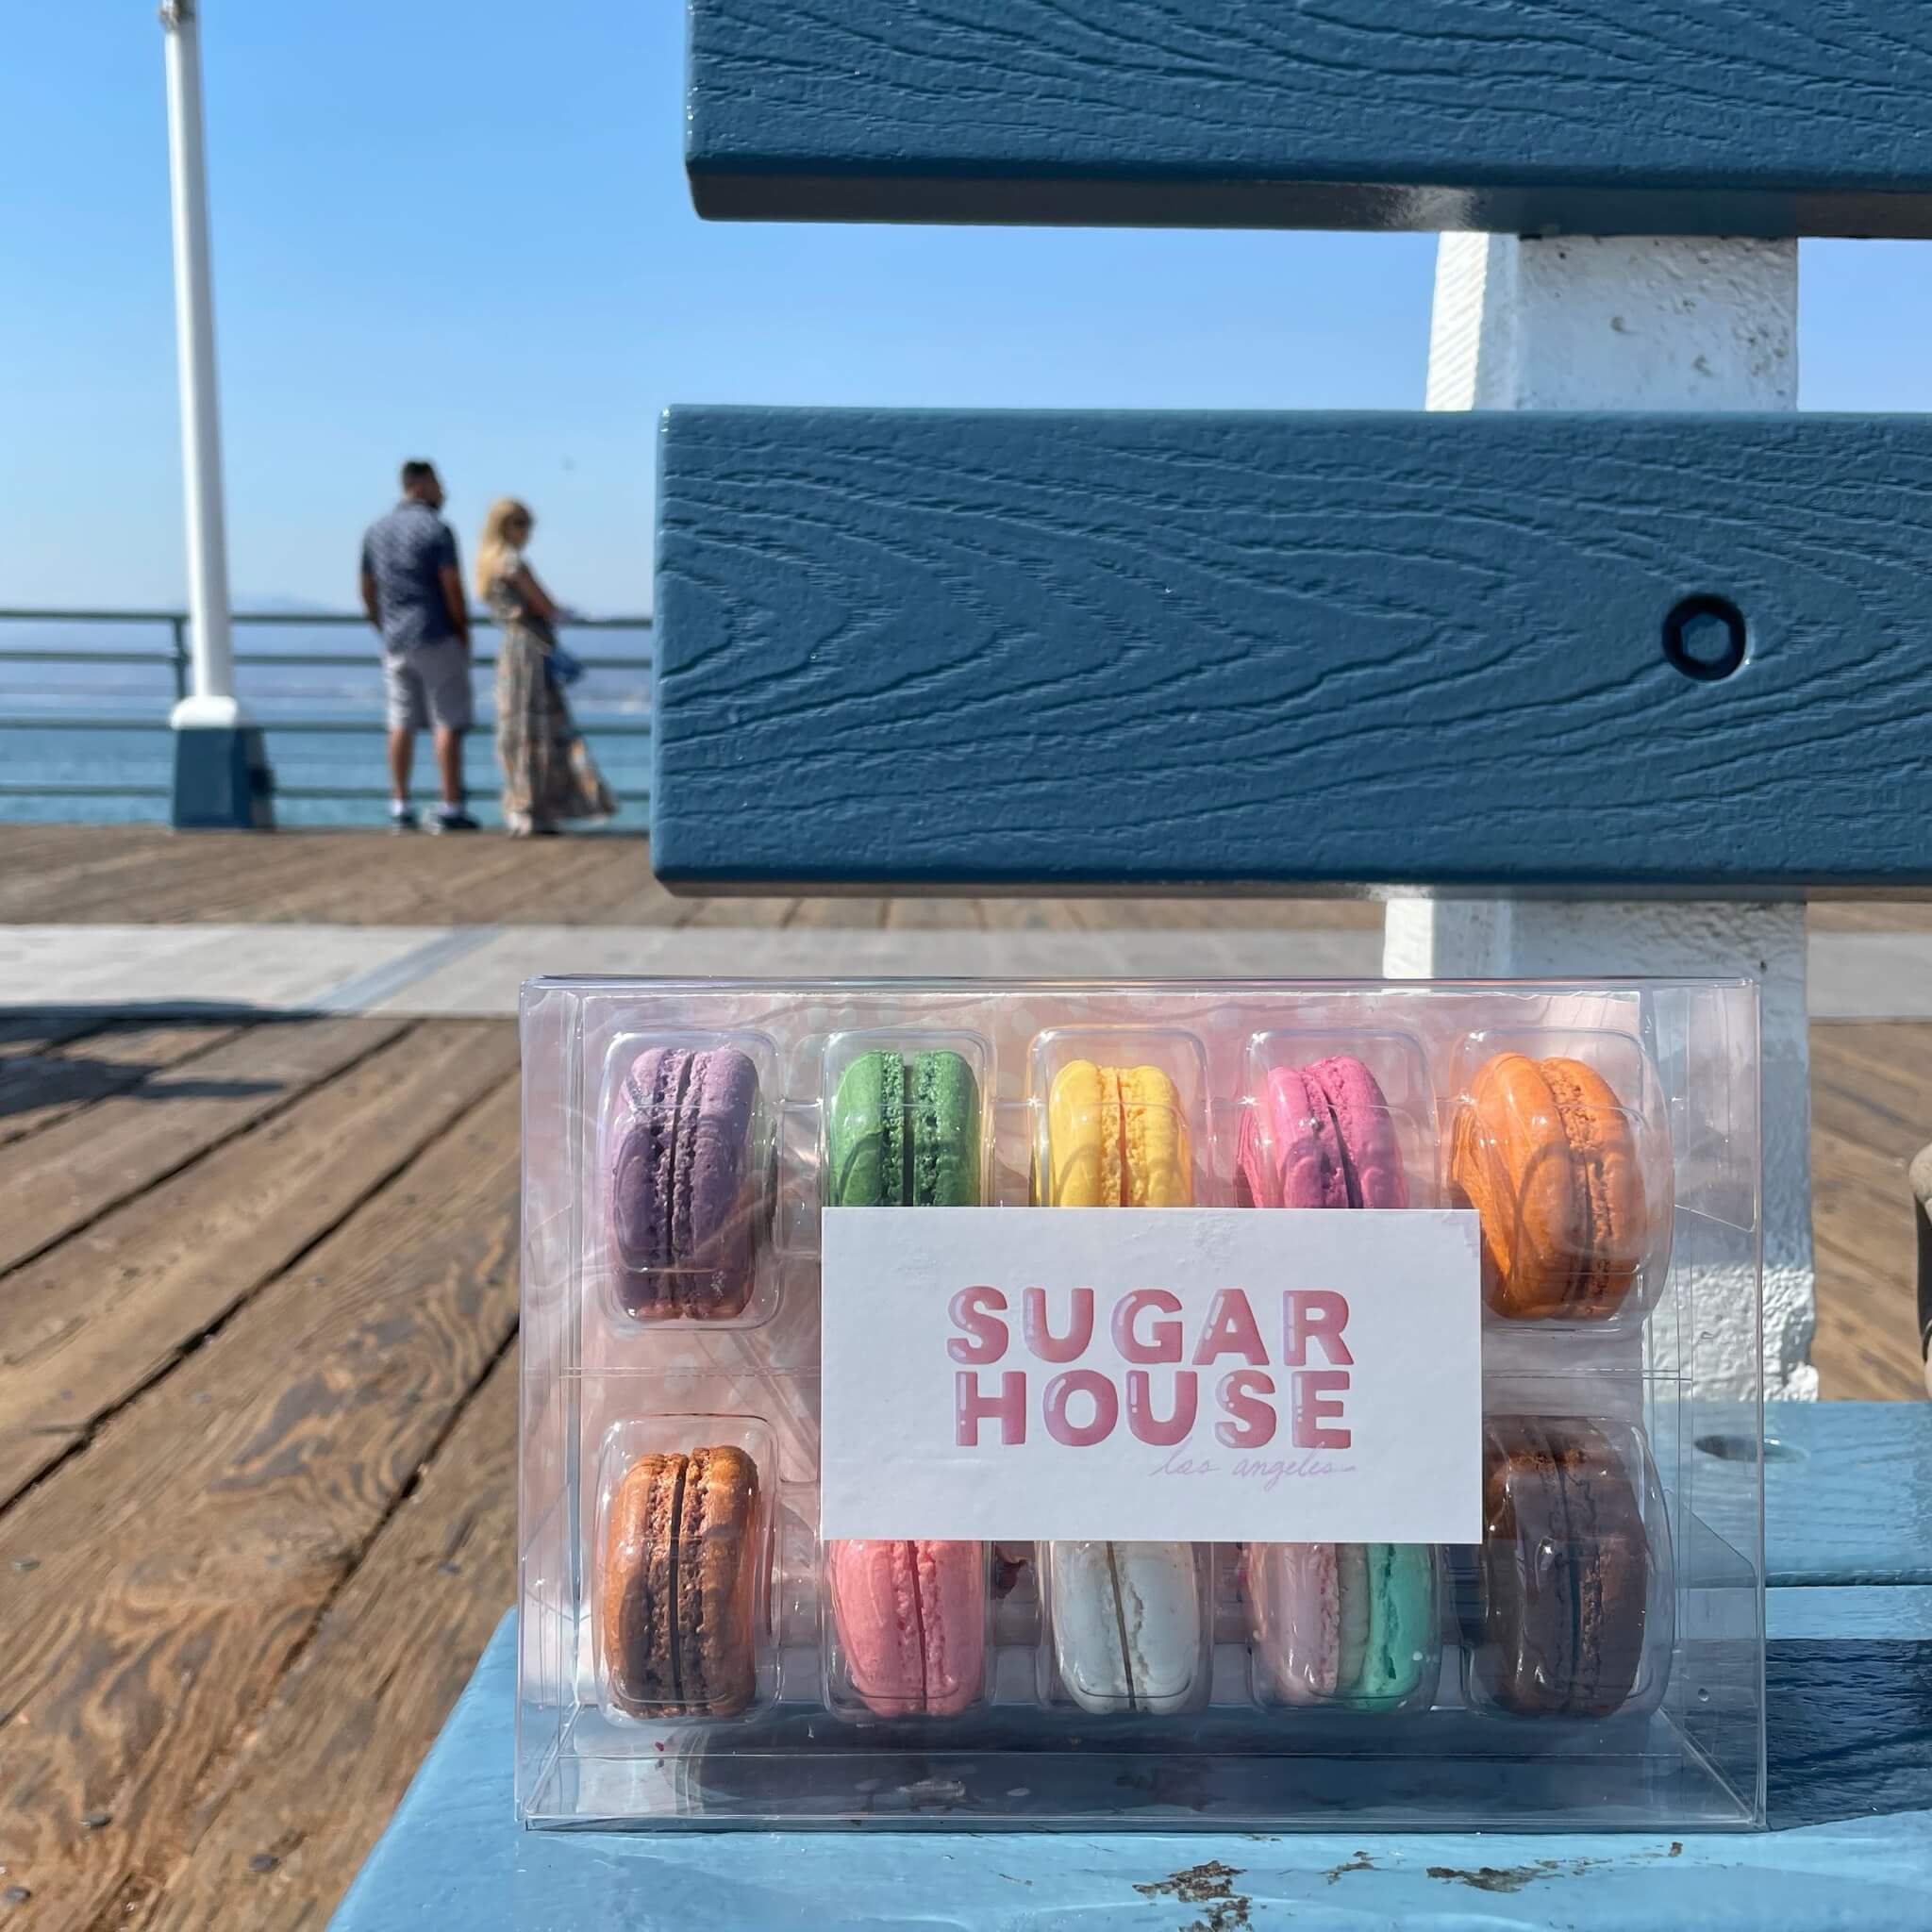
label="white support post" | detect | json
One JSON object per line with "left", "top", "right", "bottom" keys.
{"left": 161, "top": 0, "right": 240, "bottom": 729}
{"left": 160, "top": 1, "right": 270, "bottom": 826}
{"left": 1392, "top": 233, "right": 1813, "bottom": 1401}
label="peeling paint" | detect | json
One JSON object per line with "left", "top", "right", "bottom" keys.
{"left": 1133, "top": 1859, "right": 1252, "bottom": 1931}
{"left": 1425, "top": 1856, "right": 1618, "bottom": 1893}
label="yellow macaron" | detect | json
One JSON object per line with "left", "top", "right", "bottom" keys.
{"left": 1043, "top": 1060, "right": 1191, "bottom": 1208}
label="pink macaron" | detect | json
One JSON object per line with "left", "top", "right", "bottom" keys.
{"left": 1248, "top": 1542, "right": 1346, "bottom": 1704}
{"left": 826, "top": 1539, "right": 986, "bottom": 1718}
{"left": 1237, "top": 1056, "right": 1408, "bottom": 1210}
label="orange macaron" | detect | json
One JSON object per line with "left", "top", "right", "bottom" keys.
{"left": 1447, "top": 1053, "right": 1647, "bottom": 1321}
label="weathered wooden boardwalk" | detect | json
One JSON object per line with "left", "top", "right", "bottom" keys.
{"left": 0, "top": 825, "right": 1924, "bottom": 1926}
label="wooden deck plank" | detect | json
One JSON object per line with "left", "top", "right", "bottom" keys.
{"left": 0, "top": 1013, "right": 104, "bottom": 1058}
{"left": 974, "top": 896, "right": 1086, "bottom": 932}
{"left": 582, "top": 858, "right": 691, "bottom": 927}
{"left": 449, "top": 839, "right": 645, "bottom": 929}
{"left": 5, "top": 835, "right": 316, "bottom": 924}
{"left": 0, "top": 1021, "right": 519, "bottom": 1509}
{"left": 122, "top": 840, "right": 437, "bottom": 928}
{"left": 0, "top": 1078, "right": 520, "bottom": 1930}
{"left": 1812, "top": 1126, "right": 1923, "bottom": 1403}
{"left": 299, "top": 834, "right": 602, "bottom": 928}
{"left": 0, "top": 830, "right": 191, "bottom": 922}
{"left": 1812, "top": 903, "right": 1932, "bottom": 933}
{"left": 8, "top": 827, "right": 1932, "bottom": 936}
{"left": 0, "top": 1022, "right": 241, "bottom": 1151}
{"left": 133, "top": 1347, "right": 518, "bottom": 1932}
{"left": 884, "top": 894, "right": 982, "bottom": 930}
{"left": 225, "top": 832, "right": 547, "bottom": 924}
{"left": 1809, "top": 1022, "right": 1932, "bottom": 1401}
{"left": 785, "top": 896, "right": 891, "bottom": 929}
{"left": 0, "top": 824, "right": 122, "bottom": 868}
{"left": 0, "top": 1018, "right": 405, "bottom": 1279}
{"left": 678, "top": 893, "right": 801, "bottom": 928}
{"left": 558, "top": 839, "right": 696, "bottom": 925}
{"left": 1107, "top": 897, "right": 1384, "bottom": 931}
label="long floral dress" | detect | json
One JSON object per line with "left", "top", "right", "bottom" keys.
{"left": 487, "top": 550, "right": 616, "bottom": 833}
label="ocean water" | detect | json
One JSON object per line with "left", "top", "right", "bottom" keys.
{"left": 0, "top": 615, "right": 652, "bottom": 829}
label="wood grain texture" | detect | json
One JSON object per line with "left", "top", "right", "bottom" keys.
{"left": 0, "top": 1014, "right": 103, "bottom": 1058}
{"left": 687, "top": 0, "right": 1932, "bottom": 237}
{"left": 0, "top": 1080, "right": 520, "bottom": 1931}
{"left": 656, "top": 408, "right": 1932, "bottom": 891}
{"left": 0, "top": 1017, "right": 405, "bottom": 1277}
{"left": 13, "top": 826, "right": 1932, "bottom": 930}
{"left": 0, "top": 1021, "right": 239, "bottom": 1150}
{"left": 1810, "top": 1022, "right": 1932, "bottom": 1400}
{"left": 135, "top": 1347, "right": 517, "bottom": 1932}
{"left": 1768, "top": 1585, "right": 1932, "bottom": 1641}
{"left": 330, "top": 1601, "right": 1932, "bottom": 1932}
{"left": 0, "top": 1020, "right": 519, "bottom": 1507}
{"left": 1758, "top": 1403, "right": 1932, "bottom": 1586}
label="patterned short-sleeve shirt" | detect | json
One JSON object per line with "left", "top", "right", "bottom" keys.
{"left": 360, "top": 499, "right": 459, "bottom": 650}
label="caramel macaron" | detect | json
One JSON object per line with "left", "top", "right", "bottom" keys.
{"left": 1448, "top": 1053, "right": 1646, "bottom": 1320}
{"left": 601, "top": 1444, "right": 760, "bottom": 1718}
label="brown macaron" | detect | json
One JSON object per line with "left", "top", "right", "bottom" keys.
{"left": 1478, "top": 1418, "right": 1652, "bottom": 1719}
{"left": 601, "top": 1444, "right": 760, "bottom": 1719}
{"left": 1448, "top": 1052, "right": 1646, "bottom": 1320}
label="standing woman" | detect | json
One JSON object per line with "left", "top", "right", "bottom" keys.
{"left": 475, "top": 497, "right": 617, "bottom": 835}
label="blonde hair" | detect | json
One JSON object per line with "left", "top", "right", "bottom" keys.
{"left": 475, "top": 496, "right": 534, "bottom": 598}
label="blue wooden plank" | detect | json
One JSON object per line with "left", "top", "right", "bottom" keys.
{"left": 331, "top": 1598, "right": 1932, "bottom": 1931}
{"left": 1760, "top": 1403, "right": 1932, "bottom": 1587}
{"left": 1692, "top": 1401, "right": 1932, "bottom": 1589}
{"left": 654, "top": 408, "right": 1932, "bottom": 893}
{"left": 1767, "top": 1586, "right": 1932, "bottom": 1640}
{"left": 687, "top": 1, "right": 1932, "bottom": 238}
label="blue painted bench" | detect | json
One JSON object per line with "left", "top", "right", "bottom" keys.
{"left": 688, "top": 0, "right": 1932, "bottom": 238}
{"left": 330, "top": 1404, "right": 1932, "bottom": 1928}
{"left": 653, "top": 407, "right": 1932, "bottom": 893}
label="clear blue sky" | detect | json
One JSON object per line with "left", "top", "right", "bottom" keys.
{"left": 6, "top": 4, "right": 1932, "bottom": 615}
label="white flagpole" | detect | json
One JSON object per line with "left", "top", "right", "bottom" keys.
{"left": 160, "top": 0, "right": 242, "bottom": 729}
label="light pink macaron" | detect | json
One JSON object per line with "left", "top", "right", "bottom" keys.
{"left": 1248, "top": 1542, "right": 1361, "bottom": 1704}
{"left": 826, "top": 1539, "right": 986, "bottom": 1718}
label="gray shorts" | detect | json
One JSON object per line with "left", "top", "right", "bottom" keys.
{"left": 384, "top": 638, "right": 474, "bottom": 732}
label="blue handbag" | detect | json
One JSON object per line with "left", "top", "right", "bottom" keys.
{"left": 545, "top": 644, "right": 586, "bottom": 689}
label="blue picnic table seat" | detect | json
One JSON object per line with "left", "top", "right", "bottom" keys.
{"left": 333, "top": 1404, "right": 1932, "bottom": 1930}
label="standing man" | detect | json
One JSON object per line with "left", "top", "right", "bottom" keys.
{"left": 359, "top": 459, "right": 478, "bottom": 831}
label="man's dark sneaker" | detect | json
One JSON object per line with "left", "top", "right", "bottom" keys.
{"left": 390, "top": 805, "right": 419, "bottom": 833}
{"left": 430, "top": 807, "right": 482, "bottom": 833}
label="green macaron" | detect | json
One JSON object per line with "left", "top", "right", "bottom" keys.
{"left": 1351, "top": 1543, "right": 1436, "bottom": 1707}
{"left": 828, "top": 1049, "right": 981, "bottom": 1208}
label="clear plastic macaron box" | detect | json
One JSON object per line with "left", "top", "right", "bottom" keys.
{"left": 517, "top": 976, "right": 1766, "bottom": 1832}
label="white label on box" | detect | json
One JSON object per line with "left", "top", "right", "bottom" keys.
{"left": 821, "top": 1208, "right": 1482, "bottom": 1544}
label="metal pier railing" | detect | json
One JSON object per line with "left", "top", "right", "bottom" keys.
{"left": 0, "top": 608, "right": 652, "bottom": 810}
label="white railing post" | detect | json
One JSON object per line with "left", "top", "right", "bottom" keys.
{"left": 1389, "top": 233, "right": 1812, "bottom": 1400}
{"left": 161, "top": 0, "right": 240, "bottom": 728}
{"left": 159, "top": 0, "right": 270, "bottom": 825}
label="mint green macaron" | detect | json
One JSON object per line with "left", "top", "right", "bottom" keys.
{"left": 1351, "top": 1543, "right": 1437, "bottom": 1707}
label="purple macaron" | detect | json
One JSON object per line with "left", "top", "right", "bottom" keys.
{"left": 1237, "top": 1056, "right": 1407, "bottom": 1210}
{"left": 609, "top": 1044, "right": 761, "bottom": 1318}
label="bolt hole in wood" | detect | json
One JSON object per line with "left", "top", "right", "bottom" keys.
{"left": 1663, "top": 595, "right": 1748, "bottom": 682}
{"left": 1694, "top": 1433, "right": 1804, "bottom": 1463}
